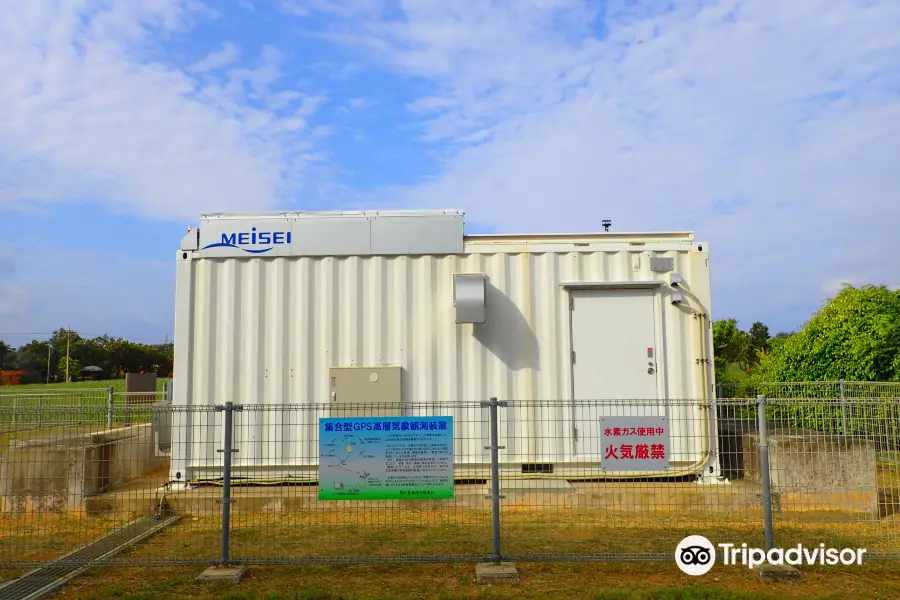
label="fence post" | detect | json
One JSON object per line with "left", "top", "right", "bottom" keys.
{"left": 38, "top": 394, "right": 43, "bottom": 429}
{"left": 107, "top": 387, "right": 115, "bottom": 429}
{"left": 756, "top": 394, "right": 775, "bottom": 551}
{"left": 716, "top": 382, "right": 723, "bottom": 399}
{"left": 11, "top": 395, "right": 17, "bottom": 429}
{"left": 216, "top": 401, "right": 241, "bottom": 566}
{"left": 480, "top": 397, "right": 506, "bottom": 565}
{"left": 839, "top": 379, "right": 848, "bottom": 435}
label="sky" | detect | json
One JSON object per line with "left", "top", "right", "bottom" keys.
{"left": 1, "top": 0, "right": 899, "bottom": 348}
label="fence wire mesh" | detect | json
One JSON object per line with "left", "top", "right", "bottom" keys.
{"left": 760, "top": 397, "right": 900, "bottom": 556}
{"left": 0, "top": 392, "right": 897, "bottom": 569}
{"left": 0, "top": 390, "right": 166, "bottom": 437}
{"left": 719, "top": 380, "right": 900, "bottom": 400}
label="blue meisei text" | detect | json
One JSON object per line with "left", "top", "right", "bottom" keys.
{"left": 201, "top": 227, "right": 292, "bottom": 254}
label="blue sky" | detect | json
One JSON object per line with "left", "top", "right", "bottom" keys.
{"left": 2, "top": 0, "right": 900, "bottom": 348}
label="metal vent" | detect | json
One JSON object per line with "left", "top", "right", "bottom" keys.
{"left": 453, "top": 274, "right": 486, "bottom": 323}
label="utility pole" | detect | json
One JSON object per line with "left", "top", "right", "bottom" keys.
{"left": 66, "top": 325, "right": 71, "bottom": 383}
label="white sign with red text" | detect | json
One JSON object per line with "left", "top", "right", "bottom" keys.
{"left": 599, "top": 416, "right": 669, "bottom": 472}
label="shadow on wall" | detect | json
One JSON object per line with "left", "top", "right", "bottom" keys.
{"left": 472, "top": 280, "right": 540, "bottom": 372}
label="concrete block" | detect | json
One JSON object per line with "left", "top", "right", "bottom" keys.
{"left": 756, "top": 563, "right": 802, "bottom": 583}
{"left": 197, "top": 565, "right": 247, "bottom": 583}
{"left": 742, "top": 429, "right": 878, "bottom": 514}
{"left": 0, "top": 424, "right": 166, "bottom": 514}
{"left": 476, "top": 562, "right": 519, "bottom": 581}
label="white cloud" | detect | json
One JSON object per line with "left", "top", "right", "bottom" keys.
{"left": 306, "top": 0, "right": 900, "bottom": 328}
{"left": 189, "top": 41, "right": 241, "bottom": 73}
{"left": 0, "top": 0, "right": 328, "bottom": 222}
{"left": 347, "top": 96, "right": 374, "bottom": 109}
{"left": 284, "top": 0, "right": 384, "bottom": 18}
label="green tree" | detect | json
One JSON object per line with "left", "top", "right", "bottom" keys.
{"left": 755, "top": 284, "right": 900, "bottom": 381}
{"left": 712, "top": 318, "right": 752, "bottom": 382}
{"left": 57, "top": 356, "right": 82, "bottom": 382}
{"left": 15, "top": 341, "right": 52, "bottom": 384}
{"left": 0, "top": 340, "right": 13, "bottom": 372}
{"left": 748, "top": 322, "right": 770, "bottom": 355}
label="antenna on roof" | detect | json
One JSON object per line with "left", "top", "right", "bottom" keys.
{"left": 602, "top": 219, "right": 612, "bottom": 232}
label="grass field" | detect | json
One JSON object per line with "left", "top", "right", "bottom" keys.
{"left": 0, "top": 379, "right": 166, "bottom": 429}
{"left": 0, "top": 503, "right": 900, "bottom": 600}
{"left": 32, "top": 559, "right": 900, "bottom": 599}
{"left": 4, "top": 516, "right": 900, "bottom": 600}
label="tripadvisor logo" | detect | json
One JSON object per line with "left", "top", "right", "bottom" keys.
{"left": 675, "top": 535, "right": 716, "bottom": 576}
{"left": 675, "top": 536, "right": 867, "bottom": 575}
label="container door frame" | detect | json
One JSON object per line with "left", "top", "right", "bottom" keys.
{"left": 563, "top": 281, "right": 670, "bottom": 457}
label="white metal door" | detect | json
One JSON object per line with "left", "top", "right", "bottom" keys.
{"left": 570, "top": 287, "right": 662, "bottom": 457}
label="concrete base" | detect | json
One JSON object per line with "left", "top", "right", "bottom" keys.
{"left": 502, "top": 478, "right": 574, "bottom": 493}
{"left": 85, "top": 479, "right": 769, "bottom": 517}
{"left": 197, "top": 565, "right": 247, "bottom": 583}
{"left": 476, "top": 562, "right": 519, "bottom": 581}
{"left": 756, "top": 564, "right": 802, "bottom": 583}
{"left": 696, "top": 475, "right": 731, "bottom": 486}
{"left": 78, "top": 476, "right": 886, "bottom": 519}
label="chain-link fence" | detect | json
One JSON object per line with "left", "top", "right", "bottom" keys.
{"left": 0, "top": 393, "right": 898, "bottom": 570}
{"left": 0, "top": 390, "right": 168, "bottom": 437}
{"left": 718, "top": 380, "right": 900, "bottom": 400}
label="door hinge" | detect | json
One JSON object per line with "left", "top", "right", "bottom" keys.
{"left": 574, "top": 427, "right": 579, "bottom": 441}
{"left": 571, "top": 350, "right": 576, "bottom": 364}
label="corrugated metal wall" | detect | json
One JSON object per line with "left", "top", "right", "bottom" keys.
{"left": 171, "top": 236, "right": 715, "bottom": 478}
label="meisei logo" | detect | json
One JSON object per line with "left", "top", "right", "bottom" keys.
{"left": 675, "top": 535, "right": 867, "bottom": 575}
{"left": 202, "top": 228, "right": 292, "bottom": 254}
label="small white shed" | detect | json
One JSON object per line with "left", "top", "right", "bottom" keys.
{"left": 169, "top": 210, "right": 721, "bottom": 483}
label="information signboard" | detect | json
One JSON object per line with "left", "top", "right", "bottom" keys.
{"left": 599, "top": 416, "right": 670, "bottom": 472}
{"left": 318, "top": 416, "right": 454, "bottom": 500}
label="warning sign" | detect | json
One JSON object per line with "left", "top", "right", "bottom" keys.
{"left": 599, "top": 416, "right": 669, "bottom": 472}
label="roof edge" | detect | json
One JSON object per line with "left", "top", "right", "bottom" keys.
{"left": 200, "top": 209, "right": 464, "bottom": 219}
{"left": 465, "top": 231, "right": 695, "bottom": 242}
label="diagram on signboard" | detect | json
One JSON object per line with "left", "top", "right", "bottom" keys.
{"left": 320, "top": 433, "right": 377, "bottom": 493}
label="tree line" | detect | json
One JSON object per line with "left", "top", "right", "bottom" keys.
{"left": 713, "top": 284, "right": 900, "bottom": 384}
{"left": 0, "top": 329, "right": 173, "bottom": 385}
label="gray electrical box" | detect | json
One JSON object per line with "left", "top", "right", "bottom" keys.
{"left": 329, "top": 366, "right": 402, "bottom": 417}
{"left": 649, "top": 256, "right": 675, "bottom": 272}
{"left": 151, "top": 404, "right": 172, "bottom": 454}
{"left": 453, "top": 273, "right": 486, "bottom": 324}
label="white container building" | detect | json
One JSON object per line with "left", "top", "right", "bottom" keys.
{"left": 169, "top": 210, "right": 722, "bottom": 484}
